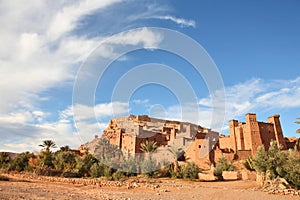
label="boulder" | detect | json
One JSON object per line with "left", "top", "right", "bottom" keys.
{"left": 241, "top": 171, "right": 256, "bottom": 181}
{"left": 198, "top": 173, "right": 217, "bottom": 181}
{"left": 222, "top": 171, "right": 238, "bottom": 181}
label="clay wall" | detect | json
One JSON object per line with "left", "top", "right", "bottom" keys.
{"left": 120, "top": 134, "right": 136, "bottom": 153}
{"left": 219, "top": 137, "right": 233, "bottom": 151}
{"left": 246, "top": 113, "right": 263, "bottom": 154}
{"left": 268, "top": 115, "right": 287, "bottom": 149}
{"left": 258, "top": 122, "right": 276, "bottom": 150}
{"left": 214, "top": 148, "right": 235, "bottom": 162}
{"left": 236, "top": 150, "right": 252, "bottom": 160}
{"left": 185, "top": 138, "right": 211, "bottom": 170}
{"left": 135, "top": 132, "right": 168, "bottom": 154}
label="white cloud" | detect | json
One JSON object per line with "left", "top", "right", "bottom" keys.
{"left": 154, "top": 15, "right": 196, "bottom": 28}
{"left": 132, "top": 99, "right": 149, "bottom": 105}
{"left": 108, "top": 27, "right": 164, "bottom": 49}
{"left": 0, "top": 1, "right": 124, "bottom": 116}
{"left": 47, "top": 0, "right": 123, "bottom": 40}
{"left": 198, "top": 77, "right": 300, "bottom": 132}
{"left": 0, "top": 1, "right": 171, "bottom": 153}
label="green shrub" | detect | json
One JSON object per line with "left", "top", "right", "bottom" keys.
{"left": 244, "top": 156, "right": 255, "bottom": 171}
{"left": 90, "top": 163, "right": 105, "bottom": 178}
{"left": 168, "top": 164, "right": 183, "bottom": 178}
{"left": 119, "top": 157, "right": 136, "bottom": 176}
{"left": 9, "top": 152, "right": 33, "bottom": 172}
{"left": 39, "top": 152, "right": 54, "bottom": 168}
{"left": 104, "top": 165, "right": 113, "bottom": 179}
{"left": 252, "top": 141, "right": 300, "bottom": 189}
{"left": 112, "top": 170, "right": 126, "bottom": 180}
{"left": 182, "top": 162, "right": 200, "bottom": 180}
{"left": 0, "top": 152, "right": 11, "bottom": 169}
{"left": 76, "top": 153, "right": 98, "bottom": 177}
{"left": 282, "top": 149, "right": 300, "bottom": 189}
{"left": 141, "top": 159, "right": 157, "bottom": 178}
{"left": 53, "top": 151, "right": 77, "bottom": 171}
{"left": 214, "top": 155, "right": 233, "bottom": 177}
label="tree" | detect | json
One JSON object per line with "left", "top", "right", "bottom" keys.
{"left": 39, "top": 140, "right": 57, "bottom": 154}
{"left": 59, "top": 145, "right": 70, "bottom": 152}
{"left": 0, "top": 152, "right": 11, "bottom": 169}
{"left": 95, "top": 138, "right": 121, "bottom": 161}
{"left": 182, "top": 162, "right": 200, "bottom": 179}
{"left": 9, "top": 152, "right": 34, "bottom": 172}
{"left": 53, "top": 151, "right": 77, "bottom": 171}
{"left": 293, "top": 116, "right": 300, "bottom": 149}
{"left": 76, "top": 153, "right": 98, "bottom": 177}
{"left": 251, "top": 141, "right": 300, "bottom": 189}
{"left": 168, "top": 147, "right": 184, "bottom": 174}
{"left": 214, "top": 155, "right": 234, "bottom": 177}
{"left": 140, "top": 140, "right": 158, "bottom": 159}
{"left": 296, "top": 117, "right": 300, "bottom": 133}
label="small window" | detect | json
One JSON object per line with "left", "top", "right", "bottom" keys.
{"left": 198, "top": 145, "right": 201, "bottom": 148}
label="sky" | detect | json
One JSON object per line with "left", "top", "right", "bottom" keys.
{"left": 0, "top": 0, "right": 300, "bottom": 152}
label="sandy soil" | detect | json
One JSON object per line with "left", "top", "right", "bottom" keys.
{"left": 0, "top": 174, "right": 298, "bottom": 200}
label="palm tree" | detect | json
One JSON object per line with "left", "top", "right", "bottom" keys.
{"left": 296, "top": 118, "right": 300, "bottom": 133}
{"left": 59, "top": 145, "right": 70, "bottom": 152}
{"left": 140, "top": 140, "right": 158, "bottom": 160}
{"left": 295, "top": 118, "right": 300, "bottom": 149}
{"left": 168, "top": 147, "right": 184, "bottom": 174}
{"left": 39, "top": 140, "right": 57, "bottom": 154}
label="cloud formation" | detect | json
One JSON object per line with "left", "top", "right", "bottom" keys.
{"left": 155, "top": 15, "right": 196, "bottom": 28}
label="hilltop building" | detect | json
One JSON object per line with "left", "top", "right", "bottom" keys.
{"left": 218, "top": 113, "right": 287, "bottom": 160}
{"left": 81, "top": 113, "right": 298, "bottom": 169}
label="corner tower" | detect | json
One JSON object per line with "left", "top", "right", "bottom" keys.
{"left": 246, "top": 113, "right": 263, "bottom": 154}
{"left": 268, "top": 114, "right": 287, "bottom": 149}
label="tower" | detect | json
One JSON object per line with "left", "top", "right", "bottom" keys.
{"left": 246, "top": 113, "right": 263, "bottom": 155}
{"left": 229, "top": 120, "right": 238, "bottom": 152}
{"left": 268, "top": 114, "right": 287, "bottom": 150}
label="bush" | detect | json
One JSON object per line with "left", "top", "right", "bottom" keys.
{"left": 214, "top": 155, "right": 233, "bottom": 177}
{"left": 9, "top": 152, "right": 33, "bottom": 172}
{"left": 39, "top": 152, "right": 54, "bottom": 168}
{"left": 283, "top": 149, "right": 300, "bottom": 189}
{"left": 104, "top": 165, "right": 113, "bottom": 179}
{"left": 168, "top": 164, "right": 184, "bottom": 178}
{"left": 244, "top": 156, "right": 255, "bottom": 171}
{"left": 141, "top": 159, "right": 158, "bottom": 178}
{"left": 53, "top": 151, "right": 77, "bottom": 171}
{"left": 112, "top": 170, "right": 126, "bottom": 180}
{"left": 252, "top": 141, "right": 300, "bottom": 189}
{"left": 182, "top": 162, "right": 200, "bottom": 180}
{"left": 120, "top": 157, "right": 139, "bottom": 176}
{"left": 76, "top": 153, "right": 98, "bottom": 177}
{"left": 90, "top": 163, "right": 105, "bottom": 178}
{"left": 0, "top": 152, "right": 11, "bottom": 169}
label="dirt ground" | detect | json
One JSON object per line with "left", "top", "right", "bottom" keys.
{"left": 0, "top": 174, "right": 298, "bottom": 200}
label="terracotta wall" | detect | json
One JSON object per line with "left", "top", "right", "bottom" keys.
{"left": 236, "top": 150, "right": 252, "bottom": 160}
{"left": 219, "top": 137, "right": 233, "bottom": 150}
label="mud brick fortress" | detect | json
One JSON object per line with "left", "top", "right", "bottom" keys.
{"left": 83, "top": 113, "right": 298, "bottom": 169}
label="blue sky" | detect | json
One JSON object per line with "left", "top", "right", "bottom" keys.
{"left": 0, "top": 0, "right": 299, "bottom": 152}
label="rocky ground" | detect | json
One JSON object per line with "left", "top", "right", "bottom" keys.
{"left": 0, "top": 173, "right": 299, "bottom": 200}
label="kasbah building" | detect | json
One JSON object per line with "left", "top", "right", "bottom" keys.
{"left": 82, "top": 113, "right": 299, "bottom": 170}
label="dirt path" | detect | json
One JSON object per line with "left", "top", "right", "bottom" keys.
{"left": 0, "top": 174, "right": 298, "bottom": 200}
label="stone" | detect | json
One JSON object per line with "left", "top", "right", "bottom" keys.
{"left": 241, "top": 171, "right": 256, "bottom": 181}
{"left": 222, "top": 171, "right": 238, "bottom": 181}
{"left": 198, "top": 173, "right": 217, "bottom": 181}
